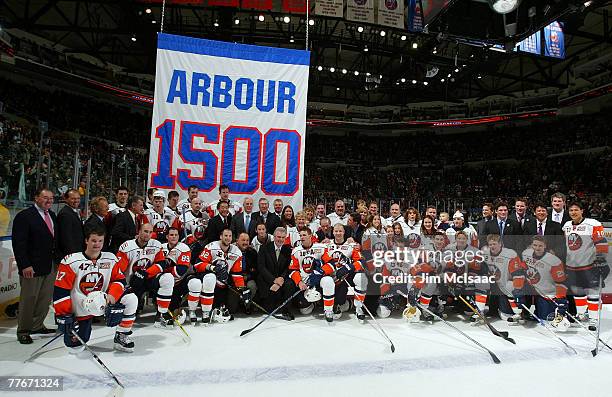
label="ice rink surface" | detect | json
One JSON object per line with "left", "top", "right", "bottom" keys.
{"left": 2, "top": 307, "right": 612, "bottom": 397}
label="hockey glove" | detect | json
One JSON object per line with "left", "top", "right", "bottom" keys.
{"left": 56, "top": 314, "right": 75, "bottom": 335}
{"left": 553, "top": 298, "right": 568, "bottom": 316}
{"left": 335, "top": 264, "right": 353, "bottom": 280}
{"left": 210, "top": 264, "right": 229, "bottom": 282}
{"left": 129, "top": 269, "right": 147, "bottom": 293}
{"left": 105, "top": 303, "right": 126, "bottom": 327}
{"left": 238, "top": 287, "right": 252, "bottom": 305}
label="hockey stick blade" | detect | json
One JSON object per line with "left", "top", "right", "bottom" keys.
{"left": 591, "top": 347, "right": 598, "bottom": 357}
{"left": 458, "top": 295, "right": 516, "bottom": 345}
{"left": 239, "top": 289, "right": 302, "bottom": 337}
{"left": 240, "top": 329, "right": 252, "bottom": 337}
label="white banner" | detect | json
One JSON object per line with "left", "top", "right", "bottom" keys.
{"left": 377, "top": 0, "right": 405, "bottom": 29}
{"left": 314, "top": 0, "right": 344, "bottom": 18}
{"left": 0, "top": 238, "right": 19, "bottom": 319}
{"left": 147, "top": 34, "right": 310, "bottom": 210}
{"left": 346, "top": 0, "right": 375, "bottom": 24}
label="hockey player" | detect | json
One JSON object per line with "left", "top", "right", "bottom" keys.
{"left": 375, "top": 238, "right": 413, "bottom": 319}
{"left": 518, "top": 236, "right": 569, "bottom": 330}
{"left": 108, "top": 186, "right": 129, "bottom": 216}
{"left": 481, "top": 234, "right": 524, "bottom": 325}
{"left": 562, "top": 201, "right": 609, "bottom": 330}
{"left": 172, "top": 197, "right": 210, "bottom": 238}
{"left": 144, "top": 190, "right": 176, "bottom": 243}
{"left": 288, "top": 228, "right": 336, "bottom": 322}
{"left": 162, "top": 228, "right": 194, "bottom": 314}
{"left": 54, "top": 227, "right": 138, "bottom": 353}
{"left": 116, "top": 223, "right": 175, "bottom": 327}
{"left": 177, "top": 185, "right": 199, "bottom": 214}
{"left": 362, "top": 214, "right": 388, "bottom": 255}
{"left": 166, "top": 190, "right": 180, "bottom": 217}
{"left": 324, "top": 224, "right": 368, "bottom": 322}
{"left": 193, "top": 228, "right": 249, "bottom": 323}
{"left": 205, "top": 184, "right": 243, "bottom": 217}
{"left": 445, "top": 211, "right": 479, "bottom": 248}
{"left": 286, "top": 211, "right": 317, "bottom": 247}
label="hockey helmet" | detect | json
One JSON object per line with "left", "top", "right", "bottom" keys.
{"left": 82, "top": 290, "right": 107, "bottom": 316}
{"left": 304, "top": 288, "right": 321, "bottom": 303}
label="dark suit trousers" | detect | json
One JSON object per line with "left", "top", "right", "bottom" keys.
{"left": 261, "top": 281, "right": 295, "bottom": 312}
{"left": 17, "top": 267, "right": 56, "bottom": 336}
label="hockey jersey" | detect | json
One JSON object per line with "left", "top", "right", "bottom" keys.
{"left": 251, "top": 234, "right": 273, "bottom": 252}
{"left": 284, "top": 226, "right": 318, "bottom": 248}
{"left": 289, "top": 243, "right": 332, "bottom": 286}
{"left": 480, "top": 246, "right": 521, "bottom": 295}
{"left": 108, "top": 202, "right": 127, "bottom": 217}
{"left": 520, "top": 248, "right": 566, "bottom": 297}
{"left": 206, "top": 199, "right": 243, "bottom": 217}
{"left": 445, "top": 225, "right": 479, "bottom": 248}
{"left": 562, "top": 218, "right": 608, "bottom": 269}
{"left": 176, "top": 198, "right": 194, "bottom": 214}
{"left": 361, "top": 228, "right": 389, "bottom": 254}
{"left": 194, "top": 241, "right": 244, "bottom": 288}
{"left": 172, "top": 210, "right": 210, "bottom": 236}
{"left": 327, "top": 212, "right": 349, "bottom": 226}
{"left": 116, "top": 238, "right": 166, "bottom": 283}
{"left": 323, "top": 240, "right": 365, "bottom": 275}
{"left": 144, "top": 207, "right": 177, "bottom": 241}
{"left": 162, "top": 242, "right": 192, "bottom": 283}
{"left": 54, "top": 252, "right": 125, "bottom": 318}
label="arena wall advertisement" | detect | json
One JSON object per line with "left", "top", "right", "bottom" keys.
{"left": 147, "top": 33, "right": 310, "bottom": 210}
{"left": 0, "top": 237, "right": 19, "bottom": 319}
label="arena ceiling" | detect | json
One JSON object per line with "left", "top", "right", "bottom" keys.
{"left": 1, "top": 0, "right": 611, "bottom": 106}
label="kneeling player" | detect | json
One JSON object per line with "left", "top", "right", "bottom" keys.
{"left": 116, "top": 223, "right": 176, "bottom": 327}
{"left": 54, "top": 227, "right": 138, "bottom": 353}
{"left": 518, "top": 236, "right": 569, "bottom": 331}
{"left": 193, "top": 228, "right": 250, "bottom": 324}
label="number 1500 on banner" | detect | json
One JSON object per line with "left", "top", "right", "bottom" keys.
{"left": 150, "top": 119, "right": 302, "bottom": 196}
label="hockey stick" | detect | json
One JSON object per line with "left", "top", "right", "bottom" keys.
{"left": 219, "top": 280, "right": 291, "bottom": 321}
{"left": 398, "top": 291, "right": 500, "bottom": 364}
{"left": 519, "top": 303, "right": 578, "bottom": 355}
{"left": 458, "top": 295, "right": 515, "bottom": 345}
{"left": 167, "top": 310, "right": 191, "bottom": 344}
{"left": 531, "top": 284, "right": 612, "bottom": 352}
{"left": 70, "top": 329, "right": 125, "bottom": 392}
{"left": 240, "top": 289, "right": 302, "bottom": 337}
{"left": 24, "top": 332, "right": 63, "bottom": 363}
{"left": 592, "top": 273, "right": 604, "bottom": 357}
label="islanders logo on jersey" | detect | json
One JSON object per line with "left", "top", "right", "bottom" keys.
{"left": 133, "top": 258, "right": 151, "bottom": 273}
{"left": 153, "top": 220, "right": 169, "bottom": 234}
{"left": 526, "top": 266, "right": 541, "bottom": 285}
{"left": 567, "top": 233, "right": 583, "bottom": 251}
{"left": 302, "top": 256, "right": 315, "bottom": 273}
{"left": 331, "top": 251, "right": 351, "bottom": 267}
{"left": 385, "top": 0, "right": 398, "bottom": 10}
{"left": 373, "top": 241, "right": 387, "bottom": 252}
{"left": 79, "top": 272, "right": 104, "bottom": 294}
{"left": 487, "top": 264, "right": 502, "bottom": 282}
{"left": 407, "top": 233, "right": 422, "bottom": 249}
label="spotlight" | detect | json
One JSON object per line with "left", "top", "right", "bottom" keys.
{"left": 412, "top": 80, "right": 417, "bottom": 84}
{"left": 336, "top": 87, "right": 340, "bottom": 91}
{"left": 423, "top": 81, "right": 429, "bottom": 86}
{"left": 477, "top": 75, "right": 482, "bottom": 79}
{"left": 441, "top": 78, "right": 445, "bottom": 82}
{"left": 354, "top": 71, "right": 359, "bottom": 76}
{"left": 380, "top": 30, "right": 386, "bottom": 37}
{"left": 131, "top": 35, "right": 136, "bottom": 42}
{"left": 487, "top": 0, "right": 521, "bottom": 14}
{"left": 214, "top": 20, "right": 219, "bottom": 27}
{"left": 401, "top": 78, "right": 406, "bottom": 83}
{"left": 152, "top": 20, "right": 156, "bottom": 24}
{"left": 447, "top": 73, "right": 451, "bottom": 78}
{"left": 366, "top": 72, "right": 371, "bottom": 76}
{"left": 258, "top": 15, "right": 265, "bottom": 22}
{"left": 412, "top": 42, "right": 418, "bottom": 49}
{"left": 289, "top": 36, "right": 295, "bottom": 43}
{"left": 357, "top": 26, "right": 364, "bottom": 33}
{"left": 401, "top": 35, "right": 407, "bottom": 41}
{"left": 234, "top": 18, "right": 240, "bottom": 25}
{"left": 330, "top": 67, "right": 335, "bottom": 73}
{"left": 454, "top": 68, "right": 459, "bottom": 72}
{"left": 432, "top": 48, "right": 437, "bottom": 54}
{"left": 364, "top": 46, "right": 368, "bottom": 52}
{"left": 317, "top": 66, "right": 323, "bottom": 71}
{"left": 283, "top": 16, "right": 290, "bottom": 23}
{"left": 379, "top": 74, "right": 383, "bottom": 79}
{"left": 309, "top": 19, "right": 315, "bottom": 26}
{"left": 145, "top": 8, "right": 152, "bottom": 14}
{"left": 342, "top": 68, "right": 347, "bottom": 74}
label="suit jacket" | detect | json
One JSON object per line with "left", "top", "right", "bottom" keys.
{"left": 206, "top": 214, "right": 232, "bottom": 242}
{"left": 257, "top": 242, "right": 292, "bottom": 298}
{"left": 479, "top": 217, "right": 524, "bottom": 251}
{"left": 476, "top": 217, "right": 493, "bottom": 237}
{"left": 316, "top": 228, "right": 333, "bottom": 242}
{"left": 251, "top": 211, "right": 281, "bottom": 235}
{"left": 56, "top": 205, "right": 84, "bottom": 259}
{"left": 11, "top": 206, "right": 57, "bottom": 276}
{"left": 548, "top": 210, "right": 571, "bottom": 226}
{"left": 84, "top": 214, "right": 110, "bottom": 251}
{"left": 522, "top": 219, "right": 566, "bottom": 262}
{"left": 230, "top": 211, "right": 257, "bottom": 239}
{"left": 241, "top": 246, "right": 258, "bottom": 282}
{"left": 346, "top": 224, "right": 365, "bottom": 244}
{"left": 510, "top": 211, "right": 534, "bottom": 232}
{"left": 110, "top": 210, "right": 137, "bottom": 252}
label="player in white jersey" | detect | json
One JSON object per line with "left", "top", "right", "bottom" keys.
{"left": 445, "top": 211, "right": 479, "bottom": 248}
{"left": 481, "top": 234, "right": 524, "bottom": 324}
{"left": 205, "top": 184, "right": 242, "bottom": 217}
{"left": 288, "top": 228, "right": 336, "bottom": 322}
{"left": 108, "top": 186, "right": 129, "bottom": 216}
{"left": 172, "top": 197, "right": 210, "bottom": 238}
{"left": 177, "top": 185, "right": 200, "bottom": 214}
{"left": 518, "top": 236, "right": 569, "bottom": 330}
{"left": 193, "top": 228, "right": 248, "bottom": 323}
{"left": 375, "top": 238, "right": 414, "bottom": 319}
{"left": 324, "top": 224, "right": 368, "bottom": 322}
{"left": 116, "top": 223, "right": 176, "bottom": 327}
{"left": 54, "top": 227, "right": 138, "bottom": 352}
{"left": 285, "top": 211, "right": 317, "bottom": 247}
{"left": 562, "top": 201, "right": 609, "bottom": 329}
{"left": 144, "top": 190, "right": 176, "bottom": 243}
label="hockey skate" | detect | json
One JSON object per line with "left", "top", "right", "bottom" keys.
{"left": 324, "top": 310, "right": 334, "bottom": 324}
{"left": 189, "top": 310, "right": 199, "bottom": 325}
{"left": 589, "top": 318, "right": 598, "bottom": 332}
{"left": 201, "top": 311, "right": 212, "bottom": 325}
{"left": 114, "top": 331, "right": 135, "bottom": 353}
{"left": 506, "top": 314, "right": 523, "bottom": 326}
{"left": 469, "top": 313, "right": 485, "bottom": 326}
{"left": 155, "top": 311, "right": 174, "bottom": 328}
{"left": 355, "top": 305, "right": 365, "bottom": 323}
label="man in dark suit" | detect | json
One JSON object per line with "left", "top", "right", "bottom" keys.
{"left": 257, "top": 227, "right": 294, "bottom": 319}
{"left": 251, "top": 197, "right": 280, "bottom": 235}
{"left": 479, "top": 200, "right": 524, "bottom": 251}
{"left": 477, "top": 202, "right": 494, "bottom": 237}
{"left": 230, "top": 197, "right": 256, "bottom": 239}
{"left": 110, "top": 195, "right": 144, "bottom": 252}
{"left": 523, "top": 202, "right": 566, "bottom": 261}
{"left": 206, "top": 201, "right": 232, "bottom": 242}
{"left": 56, "top": 189, "right": 84, "bottom": 259}
{"left": 548, "top": 192, "right": 571, "bottom": 225}
{"left": 235, "top": 232, "right": 258, "bottom": 314}
{"left": 84, "top": 196, "right": 110, "bottom": 251}
{"left": 316, "top": 217, "right": 333, "bottom": 243}
{"left": 510, "top": 197, "right": 534, "bottom": 232}
{"left": 12, "top": 188, "right": 57, "bottom": 344}
{"left": 346, "top": 212, "right": 365, "bottom": 244}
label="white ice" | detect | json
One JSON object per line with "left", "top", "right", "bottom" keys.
{"left": 2, "top": 306, "right": 612, "bottom": 397}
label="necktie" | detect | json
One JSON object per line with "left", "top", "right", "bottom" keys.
{"left": 499, "top": 221, "right": 504, "bottom": 235}
{"left": 44, "top": 210, "right": 54, "bottom": 236}
{"left": 538, "top": 223, "right": 543, "bottom": 236}
{"left": 276, "top": 248, "right": 280, "bottom": 260}
{"left": 245, "top": 214, "right": 250, "bottom": 231}
{"left": 555, "top": 213, "right": 560, "bottom": 222}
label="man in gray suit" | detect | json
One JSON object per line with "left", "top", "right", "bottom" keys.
{"left": 477, "top": 202, "right": 494, "bottom": 237}
{"left": 230, "top": 197, "right": 255, "bottom": 239}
